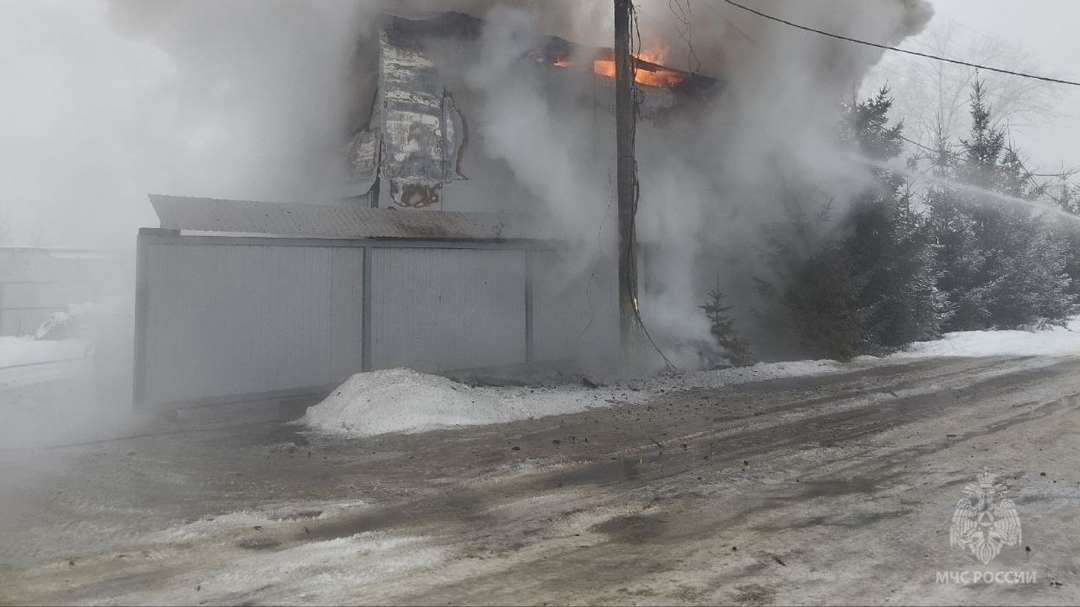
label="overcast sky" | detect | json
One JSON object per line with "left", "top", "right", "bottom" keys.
{"left": 895, "top": 0, "right": 1080, "bottom": 169}
{"left": 0, "top": 1, "right": 1077, "bottom": 249}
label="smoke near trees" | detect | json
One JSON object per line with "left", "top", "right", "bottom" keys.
{"left": 731, "top": 82, "right": 1080, "bottom": 364}
{"left": 926, "top": 83, "right": 1079, "bottom": 332}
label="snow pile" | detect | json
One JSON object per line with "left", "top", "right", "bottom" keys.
{"left": 302, "top": 360, "right": 847, "bottom": 437}
{"left": 302, "top": 319, "right": 1080, "bottom": 438}
{"left": 895, "top": 317, "right": 1080, "bottom": 359}
{"left": 302, "top": 369, "right": 529, "bottom": 436}
{"left": 0, "top": 336, "right": 88, "bottom": 369}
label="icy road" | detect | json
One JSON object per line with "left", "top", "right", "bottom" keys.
{"left": 1, "top": 355, "right": 1079, "bottom": 605}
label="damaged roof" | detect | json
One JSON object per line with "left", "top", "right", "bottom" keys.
{"left": 379, "top": 12, "right": 723, "bottom": 98}
{"left": 148, "top": 195, "right": 554, "bottom": 241}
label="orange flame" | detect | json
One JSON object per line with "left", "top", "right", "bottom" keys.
{"left": 554, "top": 46, "right": 685, "bottom": 89}
{"left": 635, "top": 47, "right": 670, "bottom": 66}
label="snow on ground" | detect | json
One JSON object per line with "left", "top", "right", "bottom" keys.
{"left": 148, "top": 499, "right": 370, "bottom": 543}
{"left": 893, "top": 317, "right": 1080, "bottom": 359}
{"left": 302, "top": 361, "right": 844, "bottom": 437}
{"left": 102, "top": 531, "right": 445, "bottom": 606}
{"left": 0, "top": 336, "right": 88, "bottom": 369}
{"left": 304, "top": 318, "right": 1080, "bottom": 438}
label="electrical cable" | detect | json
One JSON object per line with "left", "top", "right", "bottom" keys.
{"left": 716, "top": 0, "right": 1080, "bottom": 88}
{"left": 626, "top": 3, "right": 678, "bottom": 372}
{"left": 697, "top": 0, "right": 759, "bottom": 48}
{"left": 627, "top": 1, "right": 1079, "bottom": 368}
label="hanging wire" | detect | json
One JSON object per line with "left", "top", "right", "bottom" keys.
{"left": 626, "top": 2, "right": 678, "bottom": 371}
{"left": 716, "top": 0, "right": 1080, "bottom": 88}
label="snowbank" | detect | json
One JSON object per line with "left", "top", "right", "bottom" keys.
{"left": 302, "top": 318, "right": 1080, "bottom": 438}
{"left": 301, "top": 360, "right": 844, "bottom": 437}
{"left": 894, "top": 317, "right": 1080, "bottom": 359}
{"left": 297, "top": 319, "right": 1080, "bottom": 438}
{"left": 0, "top": 336, "right": 88, "bottom": 369}
{"left": 303, "top": 369, "right": 526, "bottom": 436}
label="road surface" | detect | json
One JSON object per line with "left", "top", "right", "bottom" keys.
{"left": 1, "top": 355, "right": 1078, "bottom": 605}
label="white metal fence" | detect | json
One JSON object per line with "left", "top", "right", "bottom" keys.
{"left": 135, "top": 230, "right": 618, "bottom": 412}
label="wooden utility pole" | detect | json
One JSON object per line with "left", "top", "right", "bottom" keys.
{"left": 614, "top": 0, "right": 638, "bottom": 356}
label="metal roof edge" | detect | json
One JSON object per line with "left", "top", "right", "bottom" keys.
{"left": 148, "top": 194, "right": 558, "bottom": 241}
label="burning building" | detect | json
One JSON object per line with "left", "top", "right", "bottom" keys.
{"left": 134, "top": 11, "right": 722, "bottom": 413}
{"left": 125, "top": 0, "right": 940, "bottom": 413}
{"left": 343, "top": 12, "right": 721, "bottom": 212}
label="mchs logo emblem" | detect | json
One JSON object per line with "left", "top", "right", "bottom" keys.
{"left": 949, "top": 470, "right": 1022, "bottom": 564}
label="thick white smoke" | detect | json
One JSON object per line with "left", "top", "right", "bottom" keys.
{"left": 1, "top": 0, "right": 931, "bottom": 368}
{"left": 112, "top": 0, "right": 932, "bottom": 369}
{"left": 458, "top": 1, "right": 933, "bottom": 367}
{"left": 464, "top": 7, "right": 615, "bottom": 253}
{"left": 106, "top": 0, "right": 375, "bottom": 204}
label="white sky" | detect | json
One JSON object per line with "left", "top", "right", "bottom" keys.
{"left": 907, "top": 0, "right": 1080, "bottom": 169}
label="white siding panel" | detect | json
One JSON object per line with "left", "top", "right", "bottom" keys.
{"left": 330, "top": 248, "right": 364, "bottom": 383}
{"left": 142, "top": 243, "right": 362, "bottom": 406}
{"left": 531, "top": 251, "right": 619, "bottom": 364}
{"left": 370, "top": 248, "right": 527, "bottom": 371}
{"left": 138, "top": 238, "right": 624, "bottom": 409}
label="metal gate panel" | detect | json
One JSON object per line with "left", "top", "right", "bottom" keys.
{"left": 137, "top": 238, "right": 363, "bottom": 409}
{"left": 134, "top": 230, "right": 623, "bottom": 411}
{"left": 328, "top": 247, "right": 364, "bottom": 382}
{"left": 370, "top": 247, "right": 528, "bottom": 371}
{"left": 531, "top": 250, "right": 619, "bottom": 364}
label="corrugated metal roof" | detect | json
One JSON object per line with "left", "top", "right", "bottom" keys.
{"left": 148, "top": 195, "right": 553, "bottom": 241}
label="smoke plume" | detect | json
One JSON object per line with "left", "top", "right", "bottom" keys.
{"left": 2, "top": 0, "right": 931, "bottom": 368}
{"left": 456, "top": 0, "right": 933, "bottom": 367}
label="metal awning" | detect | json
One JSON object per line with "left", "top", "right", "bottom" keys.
{"left": 148, "top": 195, "right": 554, "bottom": 241}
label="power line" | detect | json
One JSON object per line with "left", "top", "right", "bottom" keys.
{"left": 936, "top": 12, "right": 1076, "bottom": 79}
{"left": 701, "top": 1, "right": 1078, "bottom": 184}
{"left": 717, "top": 0, "right": 1080, "bottom": 88}
{"left": 698, "top": 0, "right": 759, "bottom": 48}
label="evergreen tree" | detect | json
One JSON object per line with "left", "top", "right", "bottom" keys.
{"left": 843, "top": 186, "right": 942, "bottom": 352}
{"left": 927, "top": 81, "right": 1078, "bottom": 330}
{"left": 751, "top": 82, "right": 1077, "bottom": 361}
{"left": 700, "top": 291, "right": 755, "bottom": 367}
{"left": 751, "top": 189, "right": 858, "bottom": 361}
{"left": 841, "top": 86, "right": 905, "bottom": 162}
{"left": 778, "top": 242, "right": 867, "bottom": 361}
{"left": 842, "top": 89, "right": 942, "bottom": 351}
{"left": 753, "top": 87, "right": 940, "bottom": 360}
{"left": 958, "top": 81, "right": 1007, "bottom": 191}
{"left": 1054, "top": 182, "right": 1080, "bottom": 216}
{"left": 924, "top": 133, "right": 992, "bottom": 330}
